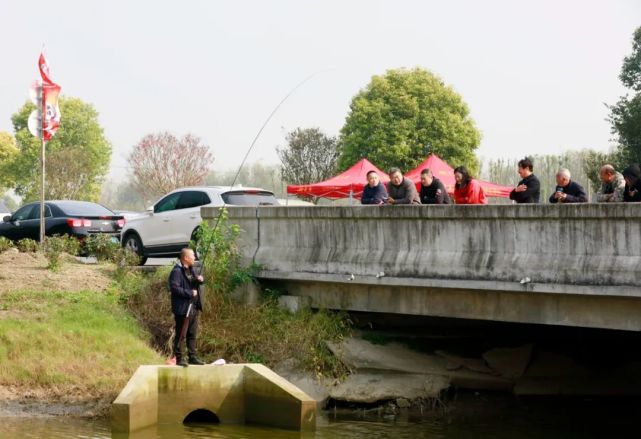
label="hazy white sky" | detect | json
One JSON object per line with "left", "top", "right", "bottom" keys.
{"left": 0, "top": 0, "right": 639, "bottom": 180}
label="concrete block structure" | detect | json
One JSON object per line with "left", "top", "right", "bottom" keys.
{"left": 111, "top": 364, "right": 316, "bottom": 433}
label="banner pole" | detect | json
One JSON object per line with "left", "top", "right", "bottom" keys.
{"left": 39, "top": 84, "right": 46, "bottom": 244}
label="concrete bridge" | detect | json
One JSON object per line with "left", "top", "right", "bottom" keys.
{"left": 206, "top": 204, "right": 641, "bottom": 332}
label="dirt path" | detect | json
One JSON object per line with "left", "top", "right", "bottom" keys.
{"left": 0, "top": 248, "right": 113, "bottom": 294}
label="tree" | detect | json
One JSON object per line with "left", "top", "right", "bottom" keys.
{"left": 277, "top": 127, "right": 339, "bottom": 185}
{"left": 9, "top": 97, "right": 112, "bottom": 201}
{"left": 0, "top": 131, "right": 18, "bottom": 188}
{"left": 338, "top": 67, "right": 481, "bottom": 175}
{"left": 100, "top": 178, "right": 146, "bottom": 211}
{"left": 128, "top": 132, "right": 214, "bottom": 202}
{"left": 609, "top": 27, "right": 641, "bottom": 165}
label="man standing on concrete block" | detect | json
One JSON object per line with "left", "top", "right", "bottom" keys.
{"left": 169, "top": 248, "right": 205, "bottom": 367}
{"left": 386, "top": 168, "right": 420, "bottom": 205}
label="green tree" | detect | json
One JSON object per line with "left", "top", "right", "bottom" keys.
{"left": 10, "top": 97, "right": 112, "bottom": 201}
{"left": 609, "top": 27, "right": 641, "bottom": 165}
{"left": 0, "top": 131, "right": 18, "bottom": 188}
{"left": 338, "top": 67, "right": 481, "bottom": 174}
{"left": 277, "top": 127, "right": 339, "bottom": 184}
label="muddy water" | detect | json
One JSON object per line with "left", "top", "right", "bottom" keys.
{"left": 1, "top": 394, "right": 639, "bottom": 439}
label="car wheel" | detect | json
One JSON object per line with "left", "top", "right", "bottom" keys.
{"left": 123, "top": 233, "right": 147, "bottom": 265}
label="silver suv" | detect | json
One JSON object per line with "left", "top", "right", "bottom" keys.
{"left": 121, "top": 186, "right": 277, "bottom": 264}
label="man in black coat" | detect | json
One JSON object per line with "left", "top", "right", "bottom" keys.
{"left": 361, "top": 170, "right": 388, "bottom": 205}
{"left": 549, "top": 168, "right": 587, "bottom": 203}
{"left": 509, "top": 157, "right": 540, "bottom": 203}
{"left": 169, "top": 248, "right": 205, "bottom": 366}
{"left": 419, "top": 168, "right": 451, "bottom": 204}
{"left": 623, "top": 165, "right": 641, "bottom": 202}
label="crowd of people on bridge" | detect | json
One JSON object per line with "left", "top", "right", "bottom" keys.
{"left": 361, "top": 157, "right": 641, "bottom": 205}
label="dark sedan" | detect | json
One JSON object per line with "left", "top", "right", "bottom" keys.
{"left": 0, "top": 200, "right": 125, "bottom": 242}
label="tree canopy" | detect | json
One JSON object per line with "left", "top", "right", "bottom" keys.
{"left": 0, "top": 131, "right": 18, "bottom": 188}
{"left": 277, "top": 127, "right": 339, "bottom": 185}
{"left": 609, "top": 26, "right": 641, "bottom": 165}
{"left": 128, "top": 131, "right": 214, "bottom": 203}
{"left": 9, "top": 97, "right": 112, "bottom": 201}
{"left": 338, "top": 67, "right": 481, "bottom": 175}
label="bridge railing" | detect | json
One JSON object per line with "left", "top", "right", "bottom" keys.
{"left": 202, "top": 204, "right": 641, "bottom": 290}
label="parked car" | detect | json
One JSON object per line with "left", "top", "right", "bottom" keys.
{"left": 120, "top": 186, "right": 278, "bottom": 264}
{"left": 0, "top": 200, "right": 125, "bottom": 242}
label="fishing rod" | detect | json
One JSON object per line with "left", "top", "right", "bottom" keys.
{"left": 195, "top": 70, "right": 327, "bottom": 263}
{"left": 173, "top": 72, "right": 325, "bottom": 364}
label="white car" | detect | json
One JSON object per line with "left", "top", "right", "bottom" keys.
{"left": 121, "top": 186, "right": 278, "bottom": 264}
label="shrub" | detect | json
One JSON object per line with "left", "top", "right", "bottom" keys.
{"left": 43, "top": 236, "right": 68, "bottom": 271}
{"left": 84, "top": 234, "right": 120, "bottom": 261}
{"left": 0, "top": 237, "right": 13, "bottom": 252}
{"left": 16, "top": 238, "right": 39, "bottom": 253}
{"left": 60, "top": 235, "right": 81, "bottom": 256}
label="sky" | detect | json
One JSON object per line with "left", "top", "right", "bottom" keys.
{"left": 0, "top": 0, "right": 639, "bottom": 181}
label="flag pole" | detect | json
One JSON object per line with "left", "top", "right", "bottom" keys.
{"left": 39, "top": 82, "right": 46, "bottom": 244}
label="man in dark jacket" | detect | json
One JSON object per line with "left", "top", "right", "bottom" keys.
{"left": 549, "top": 168, "right": 587, "bottom": 203}
{"left": 169, "top": 248, "right": 205, "bottom": 366}
{"left": 386, "top": 168, "right": 420, "bottom": 205}
{"left": 361, "top": 170, "right": 388, "bottom": 205}
{"left": 623, "top": 164, "right": 641, "bottom": 202}
{"left": 419, "top": 168, "right": 451, "bottom": 204}
{"left": 509, "top": 157, "right": 540, "bottom": 203}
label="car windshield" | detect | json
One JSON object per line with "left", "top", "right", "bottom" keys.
{"left": 221, "top": 191, "right": 278, "bottom": 206}
{"left": 56, "top": 201, "right": 115, "bottom": 216}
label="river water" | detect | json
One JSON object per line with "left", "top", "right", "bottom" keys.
{"left": 1, "top": 394, "right": 638, "bottom": 439}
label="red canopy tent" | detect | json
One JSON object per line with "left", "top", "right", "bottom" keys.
{"left": 287, "top": 158, "right": 389, "bottom": 200}
{"left": 405, "top": 154, "right": 513, "bottom": 198}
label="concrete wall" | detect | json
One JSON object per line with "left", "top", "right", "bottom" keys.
{"left": 205, "top": 204, "right": 641, "bottom": 330}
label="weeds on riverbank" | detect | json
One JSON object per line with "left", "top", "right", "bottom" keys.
{"left": 120, "top": 210, "right": 351, "bottom": 378}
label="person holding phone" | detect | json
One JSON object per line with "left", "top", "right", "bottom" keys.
{"left": 549, "top": 168, "right": 587, "bottom": 203}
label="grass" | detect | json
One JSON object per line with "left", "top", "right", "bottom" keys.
{"left": 0, "top": 288, "right": 163, "bottom": 401}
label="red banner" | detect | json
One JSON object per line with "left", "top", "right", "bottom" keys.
{"left": 42, "top": 82, "right": 61, "bottom": 141}
{"left": 38, "top": 51, "right": 61, "bottom": 141}
{"left": 38, "top": 52, "right": 53, "bottom": 85}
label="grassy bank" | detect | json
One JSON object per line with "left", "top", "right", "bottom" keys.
{"left": 0, "top": 252, "right": 163, "bottom": 415}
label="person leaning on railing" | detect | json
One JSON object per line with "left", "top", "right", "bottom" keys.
{"left": 596, "top": 165, "right": 626, "bottom": 202}
{"left": 509, "top": 157, "right": 540, "bottom": 204}
{"left": 549, "top": 168, "right": 587, "bottom": 204}
{"left": 386, "top": 167, "right": 421, "bottom": 205}
{"left": 453, "top": 166, "right": 487, "bottom": 205}
{"left": 419, "top": 168, "right": 451, "bottom": 204}
{"left": 623, "top": 165, "right": 641, "bottom": 202}
{"left": 361, "top": 170, "right": 388, "bottom": 205}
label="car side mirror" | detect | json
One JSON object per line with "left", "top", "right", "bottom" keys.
{"left": 146, "top": 206, "right": 154, "bottom": 215}
{"left": 2, "top": 215, "right": 11, "bottom": 223}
